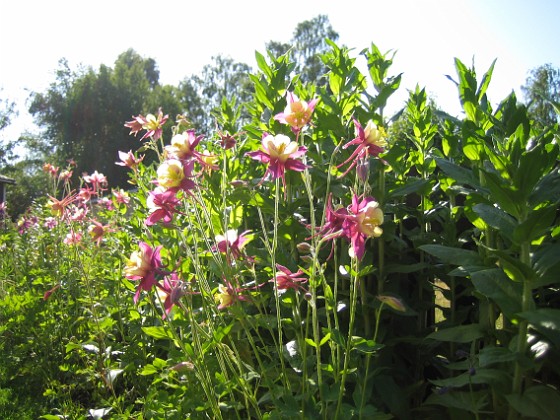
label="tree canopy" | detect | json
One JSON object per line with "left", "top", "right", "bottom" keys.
{"left": 522, "top": 63, "right": 560, "bottom": 127}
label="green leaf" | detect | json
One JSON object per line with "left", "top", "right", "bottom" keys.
{"left": 425, "top": 390, "right": 488, "bottom": 413}
{"left": 469, "top": 268, "right": 522, "bottom": 318}
{"left": 419, "top": 245, "right": 484, "bottom": 267}
{"left": 435, "top": 158, "right": 479, "bottom": 188}
{"left": 387, "top": 178, "right": 430, "bottom": 199}
{"left": 513, "top": 204, "right": 557, "bottom": 243}
{"left": 478, "top": 173, "right": 521, "bottom": 219}
{"left": 305, "top": 338, "right": 317, "bottom": 348}
{"left": 506, "top": 386, "right": 560, "bottom": 420}
{"left": 490, "top": 249, "right": 535, "bottom": 283}
{"left": 518, "top": 308, "right": 560, "bottom": 346}
{"left": 427, "top": 324, "right": 484, "bottom": 343}
{"left": 477, "top": 59, "right": 496, "bottom": 102}
{"left": 430, "top": 368, "right": 510, "bottom": 392}
{"left": 141, "top": 326, "right": 173, "bottom": 340}
{"left": 351, "top": 336, "right": 383, "bottom": 353}
{"left": 478, "top": 346, "right": 517, "bottom": 367}
{"left": 532, "top": 243, "right": 560, "bottom": 287}
{"left": 140, "top": 364, "right": 159, "bottom": 376}
{"left": 330, "top": 328, "right": 346, "bottom": 348}
{"left": 472, "top": 203, "right": 517, "bottom": 242}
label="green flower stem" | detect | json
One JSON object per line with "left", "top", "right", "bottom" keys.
{"left": 508, "top": 239, "right": 533, "bottom": 420}
{"left": 302, "top": 168, "right": 326, "bottom": 417}
{"left": 335, "top": 257, "right": 360, "bottom": 419}
{"left": 377, "top": 166, "right": 386, "bottom": 295}
{"left": 270, "top": 177, "right": 291, "bottom": 391}
{"left": 359, "top": 303, "right": 384, "bottom": 418}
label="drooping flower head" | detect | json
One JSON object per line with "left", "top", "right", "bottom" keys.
{"left": 83, "top": 170, "right": 108, "bottom": 193}
{"left": 274, "top": 91, "right": 318, "bottom": 134}
{"left": 338, "top": 119, "right": 387, "bottom": 177}
{"left": 116, "top": 150, "right": 144, "bottom": 170}
{"left": 63, "top": 231, "right": 82, "bottom": 246}
{"left": 270, "top": 264, "right": 308, "bottom": 293}
{"left": 377, "top": 295, "right": 406, "bottom": 312}
{"left": 124, "top": 242, "right": 163, "bottom": 303}
{"left": 214, "top": 229, "right": 252, "bottom": 261}
{"left": 245, "top": 133, "right": 308, "bottom": 191}
{"left": 47, "top": 192, "right": 79, "bottom": 219}
{"left": 88, "top": 220, "right": 111, "bottom": 246}
{"left": 43, "top": 163, "right": 59, "bottom": 178}
{"left": 164, "top": 130, "right": 204, "bottom": 161}
{"left": 145, "top": 188, "right": 180, "bottom": 226}
{"left": 156, "top": 272, "right": 193, "bottom": 319}
{"left": 342, "top": 195, "right": 384, "bottom": 260}
{"left": 214, "top": 277, "right": 261, "bottom": 310}
{"left": 112, "top": 189, "right": 130, "bottom": 205}
{"left": 124, "top": 108, "right": 169, "bottom": 141}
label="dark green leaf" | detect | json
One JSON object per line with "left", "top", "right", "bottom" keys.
{"left": 419, "top": 244, "right": 484, "bottom": 267}
{"left": 506, "top": 386, "right": 560, "bottom": 420}
{"left": 427, "top": 324, "right": 484, "bottom": 343}
{"left": 469, "top": 268, "right": 522, "bottom": 318}
{"left": 513, "top": 204, "right": 557, "bottom": 243}
{"left": 472, "top": 203, "right": 517, "bottom": 242}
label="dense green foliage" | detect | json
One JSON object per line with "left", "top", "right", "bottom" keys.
{"left": 1, "top": 18, "right": 560, "bottom": 420}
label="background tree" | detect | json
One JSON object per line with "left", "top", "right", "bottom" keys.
{"left": 28, "top": 50, "right": 179, "bottom": 188}
{"left": 265, "top": 14, "right": 339, "bottom": 86}
{"left": 522, "top": 63, "right": 560, "bottom": 127}
{"left": 0, "top": 93, "right": 19, "bottom": 167}
{"left": 178, "top": 55, "right": 254, "bottom": 133}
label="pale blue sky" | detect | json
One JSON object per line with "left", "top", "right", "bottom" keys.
{"left": 1, "top": 0, "right": 559, "bottom": 145}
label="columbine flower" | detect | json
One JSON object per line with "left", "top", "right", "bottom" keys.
{"left": 218, "top": 129, "right": 243, "bottom": 150}
{"left": 145, "top": 188, "right": 180, "bottom": 226}
{"left": 214, "top": 230, "right": 252, "bottom": 261}
{"left": 83, "top": 171, "right": 108, "bottom": 192}
{"left": 69, "top": 205, "right": 88, "bottom": 222}
{"left": 43, "top": 163, "right": 59, "bottom": 177}
{"left": 47, "top": 192, "right": 78, "bottom": 219}
{"left": 98, "top": 197, "right": 114, "bottom": 211}
{"left": 214, "top": 280, "right": 253, "bottom": 310}
{"left": 156, "top": 273, "right": 198, "bottom": 319}
{"left": 124, "top": 242, "right": 163, "bottom": 303}
{"left": 270, "top": 264, "right": 308, "bottom": 293}
{"left": 88, "top": 220, "right": 110, "bottom": 246}
{"left": 43, "top": 217, "right": 58, "bottom": 229}
{"left": 116, "top": 150, "right": 144, "bottom": 170}
{"left": 63, "top": 231, "right": 82, "bottom": 246}
{"left": 112, "top": 189, "right": 130, "bottom": 205}
{"left": 43, "top": 284, "right": 61, "bottom": 301}
{"left": 58, "top": 170, "right": 73, "bottom": 181}
{"left": 157, "top": 159, "right": 185, "bottom": 189}
{"left": 342, "top": 195, "right": 384, "bottom": 260}
{"left": 164, "top": 130, "right": 204, "bottom": 161}
{"left": 274, "top": 91, "right": 318, "bottom": 134}
{"left": 338, "top": 119, "right": 387, "bottom": 176}
{"left": 199, "top": 150, "right": 219, "bottom": 173}
{"left": 245, "top": 133, "right": 308, "bottom": 190}
{"left": 124, "top": 108, "right": 168, "bottom": 141}
{"left": 377, "top": 295, "right": 406, "bottom": 312}
{"left": 78, "top": 187, "right": 94, "bottom": 203}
